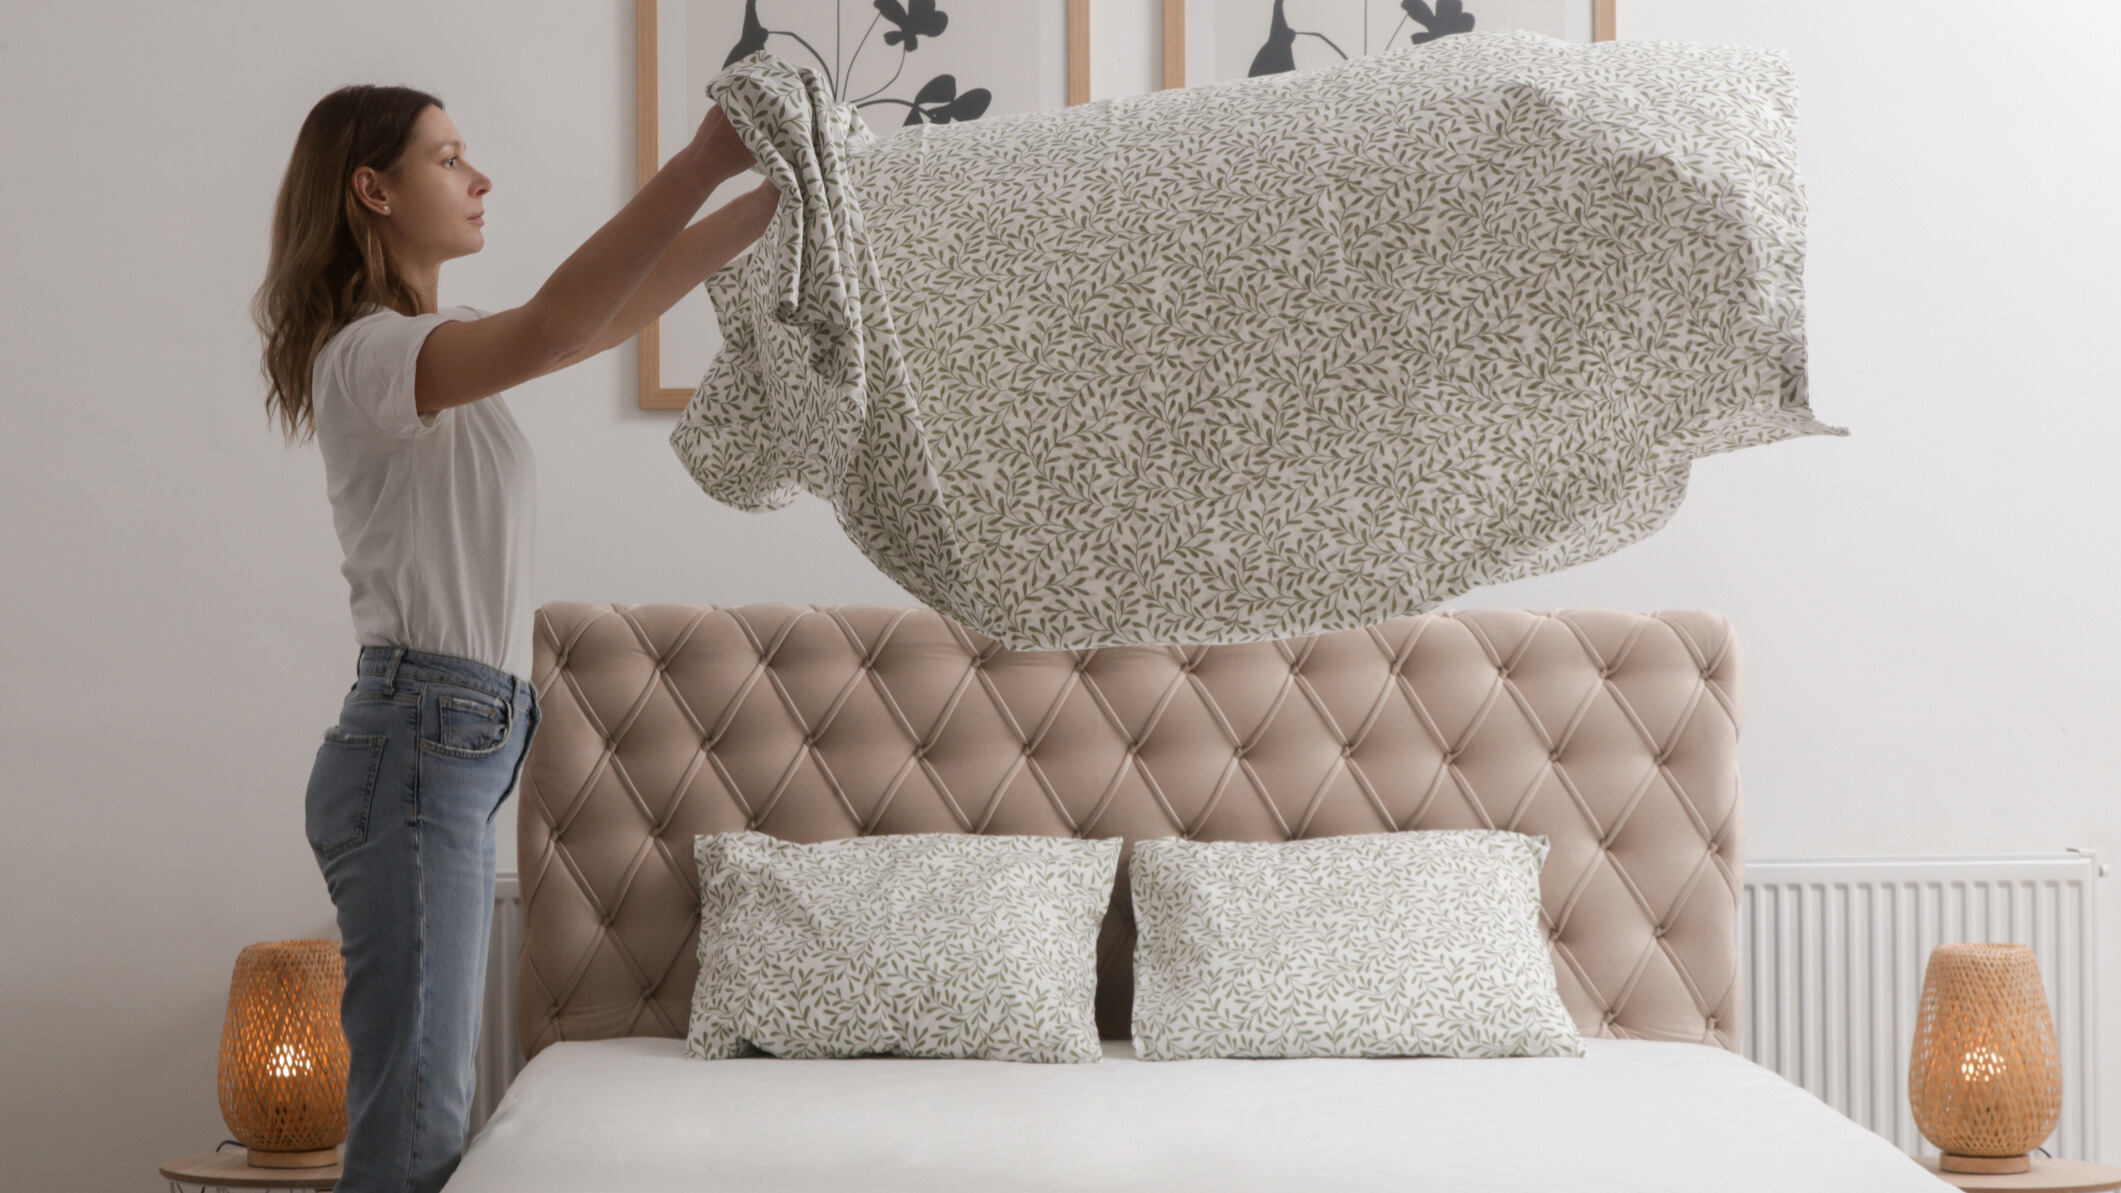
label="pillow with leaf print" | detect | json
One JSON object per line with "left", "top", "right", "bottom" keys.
{"left": 1130, "top": 830, "right": 1584, "bottom": 1061}
{"left": 687, "top": 831, "right": 1121, "bottom": 1063}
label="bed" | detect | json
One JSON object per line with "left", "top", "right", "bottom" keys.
{"left": 443, "top": 603, "right": 1948, "bottom": 1192}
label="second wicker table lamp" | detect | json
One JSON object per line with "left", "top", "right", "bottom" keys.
{"left": 216, "top": 939, "right": 350, "bottom": 1168}
{"left": 1908, "top": 942, "right": 2063, "bottom": 1174}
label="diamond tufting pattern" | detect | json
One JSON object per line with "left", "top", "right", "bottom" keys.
{"left": 519, "top": 603, "right": 1745, "bottom": 1061}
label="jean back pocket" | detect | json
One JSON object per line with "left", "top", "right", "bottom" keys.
{"left": 305, "top": 728, "right": 388, "bottom": 862}
{"left": 433, "top": 693, "right": 514, "bottom": 757}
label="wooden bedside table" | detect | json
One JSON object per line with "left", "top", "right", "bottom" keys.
{"left": 159, "top": 1147, "right": 340, "bottom": 1190}
{"left": 1917, "top": 1157, "right": 2121, "bottom": 1192}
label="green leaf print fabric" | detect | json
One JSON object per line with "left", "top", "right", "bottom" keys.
{"left": 1129, "top": 832, "right": 1583, "bottom": 1060}
{"left": 687, "top": 832, "right": 1120, "bottom": 1063}
{"left": 671, "top": 30, "right": 1843, "bottom": 650}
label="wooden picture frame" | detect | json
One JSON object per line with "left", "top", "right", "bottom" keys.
{"left": 1161, "top": 0, "right": 1614, "bottom": 89}
{"left": 634, "top": 0, "right": 1091, "bottom": 410}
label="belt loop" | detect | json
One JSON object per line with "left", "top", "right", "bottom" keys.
{"left": 381, "top": 646, "right": 406, "bottom": 694}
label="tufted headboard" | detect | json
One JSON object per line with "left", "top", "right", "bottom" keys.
{"left": 518, "top": 603, "right": 1745, "bottom": 1061}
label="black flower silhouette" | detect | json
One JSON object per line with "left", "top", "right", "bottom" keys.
{"left": 899, "top": 73, "right": 990, "bottom": 125}
{"left": 878, "top": 0, "right": 948, "bottom": 52}
{"left": 1248, "top": 0, "right": 1298, "bottom": 76}
{"left": 1245, "top": 0, "right": 1350, "bottom": 77}
{"left": 1405, "top": 0, "right": 1476, "bottom": 44}
{"left": 724, "top": 0, "right": 770, "bottom": 66}
{"left": 719, "top": 1, "right": 998, "bottom": 129}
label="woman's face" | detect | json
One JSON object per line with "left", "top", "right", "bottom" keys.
{"left": 356, "top": 104, "right": 491, "bottom": 265}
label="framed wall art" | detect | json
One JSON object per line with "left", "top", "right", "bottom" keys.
{"left": 1163, "top": 0, "right": 1614, "bottom": 89}
{"left": 634, "top": 0, "right": 1090, "bottom": 410}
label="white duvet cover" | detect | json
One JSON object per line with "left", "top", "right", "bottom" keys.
{"left": 446, "top": 1036, "right": 1947, "bottom": 1193}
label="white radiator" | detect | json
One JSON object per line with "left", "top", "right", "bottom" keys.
{"left": 1742, "top": 853, "right": 2102, "bottom": 1161}
{"left": 471, "top": 856, "right": 2104, "bottom": 1158}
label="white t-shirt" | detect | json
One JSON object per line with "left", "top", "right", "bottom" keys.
{"left": 311, "top": 304, "right": 536, "bottom": 679}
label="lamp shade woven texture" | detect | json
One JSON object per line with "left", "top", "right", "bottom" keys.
{"left": 217, "top": 939, "right": 349, "bottom": 1153}
{"left": 1907, "top": 942, "right": 2062, "bottom": 1159}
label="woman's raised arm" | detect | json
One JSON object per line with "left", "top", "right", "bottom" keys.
{"left": 413, "top": 106, "right": 758, "bottom": 413}
{"left": 567, "top": 176, "right": 780, "bottom": 363}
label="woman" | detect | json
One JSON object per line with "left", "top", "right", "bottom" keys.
{"left": 252, "top": 85, "right": 775, "bottom": 1193}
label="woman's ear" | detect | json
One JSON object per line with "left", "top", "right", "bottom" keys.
{"left": 350, "top": 165, "right": 390, "bottom": 216}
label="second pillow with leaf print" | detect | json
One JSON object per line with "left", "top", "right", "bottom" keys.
{"left": 1130, "top": 831, "right": 1584, "bottom": 1060}
{"left": 687, "top": 831, "right": 1120, "bottom": 1063}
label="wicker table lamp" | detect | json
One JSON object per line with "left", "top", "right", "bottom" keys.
{"left": 217, "top": 939, "right": 350, "bottom": 1168}
{"left": 1909, "top": 943, "right": 2063, "bottom": 1175}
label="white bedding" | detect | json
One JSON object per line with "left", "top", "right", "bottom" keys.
{"left": 447, "top": 1037, "right": 1948, "bottom": 1193}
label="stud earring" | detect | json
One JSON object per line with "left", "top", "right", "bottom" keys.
{"left": 381, "top": 205, "right": 391, "bottom": 214}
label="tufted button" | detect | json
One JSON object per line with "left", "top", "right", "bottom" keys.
{"left": 1705, "top": 1016, "right": 1718, "bottom": 1030}
{"left": 1654, "top": 924, "right": 1668, "bottom": 939}
{"left": 1602, "top": 1010, "right": 1619, "bottom": 1025}
{"left": 1708, "top": 840, "right": 1721, "bottom": 854}
{"left": 1342, "top": 744, "right": 1355, "bottom": 756}
{"left": 1548, "top": 748, "right": 1562, "bottom": 763}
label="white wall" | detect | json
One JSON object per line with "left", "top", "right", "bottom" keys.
{"left": 2, "top": 2, "right": 2116, "bottom": 1188}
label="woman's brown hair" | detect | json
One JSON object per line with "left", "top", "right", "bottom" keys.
{"left": 254, "top": 84, "right": 443, "bottom": 442}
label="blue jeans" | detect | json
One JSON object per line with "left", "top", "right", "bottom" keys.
{"left": 304, "top": 646, "right": 540, "bottom": 1193}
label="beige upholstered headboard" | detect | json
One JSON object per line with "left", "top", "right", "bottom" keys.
{"left": 518, "top": 603, "right": 1745, "bottom": 1061}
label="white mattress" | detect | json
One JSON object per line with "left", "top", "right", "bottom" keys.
{"left": 447, "top": 1037, "right": 1950, "bottom": 1193}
